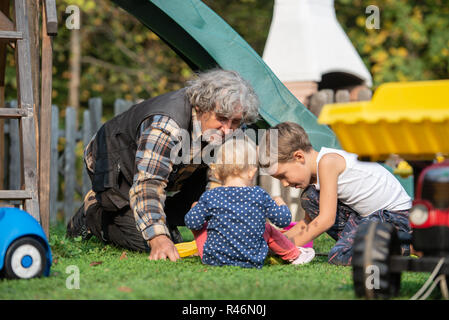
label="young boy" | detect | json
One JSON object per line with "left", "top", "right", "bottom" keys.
{"left": 262, "top": 122, "right": 412, "bottom": 266}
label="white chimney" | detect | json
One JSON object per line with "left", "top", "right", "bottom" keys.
{"left": 263, "top": 0, "right": 372, "bottom": 90}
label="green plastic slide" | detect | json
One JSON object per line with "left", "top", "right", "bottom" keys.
{"left": 111, "top": 0, "right": 340, "bottom": 150}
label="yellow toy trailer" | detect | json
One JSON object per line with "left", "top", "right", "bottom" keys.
{"left": 319, "top": 80, "right": 449, "bottom": 161}
{"left": 319, "top": 80, "right": 449, "bottom": 299}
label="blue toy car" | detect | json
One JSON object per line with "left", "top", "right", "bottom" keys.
{"left": 0, "top": 207, "right": 52, "bottom": 279}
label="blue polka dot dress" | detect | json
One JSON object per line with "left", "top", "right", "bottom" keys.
{"left": 185, "top": 186, "right": 292, "bottom": 269}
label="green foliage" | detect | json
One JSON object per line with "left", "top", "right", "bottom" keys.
{"left": 202, "top": 0, "right": 274, "bottom": 56}
{"left": 5, "top": 0, "right": 194, "bottom": 111}
{"left": 335, "top": 0, "right": 449, "bottom": 88}
{"left": 62, "top": 0, "right": 193, "bottom": 106}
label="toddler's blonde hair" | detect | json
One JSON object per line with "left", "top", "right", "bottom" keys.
{"left": 210, "top": 135, "right": 258, "bottom": 182}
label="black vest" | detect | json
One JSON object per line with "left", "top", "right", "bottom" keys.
{"left": 90, "top": 88, "right": 192, "bottom": 209}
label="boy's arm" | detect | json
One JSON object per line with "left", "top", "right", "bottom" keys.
{"left": 285, "top": 153, "right": 345, "bottom": 246}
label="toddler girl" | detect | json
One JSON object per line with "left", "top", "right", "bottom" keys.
{"left": 184, "top": 136, "right": 315, "bottom": 268}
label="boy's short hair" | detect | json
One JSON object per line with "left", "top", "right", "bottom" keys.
{"left": 210, "top": 135, "right": 258, "bottom": 182}
{"left": 262, "top": 122, "right": 313, "bottom": 164}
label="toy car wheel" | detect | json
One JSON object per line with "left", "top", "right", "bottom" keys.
{"left": 3, "top": 236, "right": 47, "bottom": 279}
{"left": 352, "top": 221, "right": 402, "bottom": 299}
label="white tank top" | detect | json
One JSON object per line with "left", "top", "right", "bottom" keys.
{"left": 314, "top": 147, "right": 412, "bottom": 216}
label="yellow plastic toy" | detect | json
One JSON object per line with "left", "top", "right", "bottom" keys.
{"left": 393, "top": 160, "right": 413, "bottom": 178}
{"left": 175, "top": 242, "right": 290, "bottom": 264}
{"left": 174, "top": 241, "right": 198, "bottom": 258}
{"left": 318, "top": 80, "right": 449, "bottom": 161}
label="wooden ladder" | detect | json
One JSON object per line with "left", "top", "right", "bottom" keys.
{"left": 0, "top": 0, "right": 57, "bottom": 225}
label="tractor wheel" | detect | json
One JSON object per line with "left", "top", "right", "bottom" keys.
{"left": 352, "top": 221, "right": 402, "bottom": 299}
{"left": 3, "top": 237, "right": 47, "bottom": 279}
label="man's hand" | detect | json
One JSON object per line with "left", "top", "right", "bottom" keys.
{"left": 148, "top": 235, "right": 181, "bottom": 262}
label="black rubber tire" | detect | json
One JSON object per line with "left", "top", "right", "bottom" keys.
{"left": 3, "top": 237, "right": 47, "bottom": 279}
{"left": 352, "top": 221, "right": 402, "bottom": 299}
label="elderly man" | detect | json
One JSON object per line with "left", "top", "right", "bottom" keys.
{"left": 67, "top": 69, "right": 259, "bottom": 261}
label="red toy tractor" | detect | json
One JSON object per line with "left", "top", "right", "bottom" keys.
{"left": 410, "top": 161, "right": 449, "bottom": 256}
{"left": 352, "top": 161, "right": 449, "bottom": 299}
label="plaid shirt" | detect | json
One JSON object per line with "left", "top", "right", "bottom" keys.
{"left": 84, "top": 109, "right": 218, "bottom": 242}
{"left": 129, "top": 109, "right": 211, "bottom": 241}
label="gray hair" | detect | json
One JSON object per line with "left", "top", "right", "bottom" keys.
{"left": 185, "top": 69, "right": 260, "bottom": 124}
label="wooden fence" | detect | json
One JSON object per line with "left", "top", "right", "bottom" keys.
{"left": 1, "top": 88, "right": 370, "bottom": 225}
{"left": 1, "top": 97, "right": 135, "bottom": 225}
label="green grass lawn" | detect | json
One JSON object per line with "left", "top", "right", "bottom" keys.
{"left": 0, "top": 224, "right": 433, "bottom": 300}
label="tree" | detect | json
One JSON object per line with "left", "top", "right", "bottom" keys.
{"left": 5, "top": 0, "right": 194, "bottom": 113}
{"left": 335, "top": 0, "right": 449, "bottom": 88}
{"left": 202, "top": 0, "right": 274, "bottom": 56}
